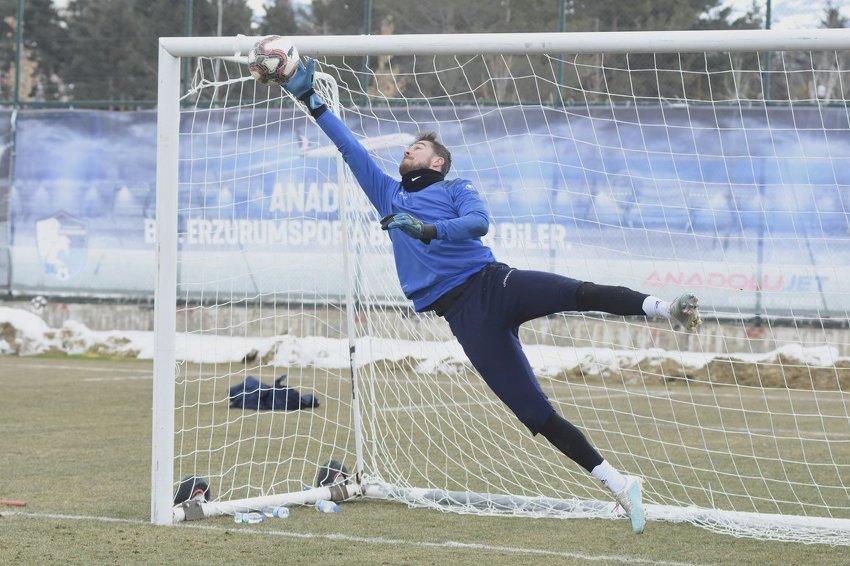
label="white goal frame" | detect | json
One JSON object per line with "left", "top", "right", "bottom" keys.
{"left": 153, "top": 29, "right": 850, "bottom": 542}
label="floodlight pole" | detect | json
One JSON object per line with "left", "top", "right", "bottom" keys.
{"left": 14, "top": 0, "right": 23, "bottom": 105}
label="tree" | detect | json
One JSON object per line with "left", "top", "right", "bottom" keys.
{"left": 62, "top": 0, "right": 165, "bottom": 104}
{"left": 0, "top": 0, "right": 67, "bottom": 102}
{"left": 59, "top": 0, "right": 253, "bottom": 106}
{"left": 306, "top": 0, "right": 565, "bottom": 103}
{"left": 564, "top": 0, "right": 749, "bottom": 102}
{"left": 310, "top": 0, "right": 364, "bottom": 35}
{"left": 258, "top": 0, "right": 302, "bottom": 36}
{"left": 567, "top": 0, "right": 730, "bottom": 32}
{"left": 814, "top": 1, "right": 849, "bottom": 102}
{"left": 305, "top": 0, "right": 766, "bottom": 104}
{"left": 821, "top": 0, "right": 848, "bottom": 28}
{"left": 194, "top": 0, "right": 254, "bottom": 37}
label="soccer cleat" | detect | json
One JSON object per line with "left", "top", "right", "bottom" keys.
{"left": 668, "top": 292, "right": 702, "bottom": 331}
{"left": 614, "top": 475, "right": 646, "bottom": 534}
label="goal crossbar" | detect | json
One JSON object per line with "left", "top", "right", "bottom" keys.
{"left": 159, "top": 28, "right": 850, "bottom": 58}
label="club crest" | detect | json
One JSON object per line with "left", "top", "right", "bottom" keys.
{"left": 35, "top": 212, "right": 88, "bottom": 281}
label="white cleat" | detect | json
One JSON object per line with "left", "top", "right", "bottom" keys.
{"left": 614, "top": 475, "right": 646, "bottom": 535}
{"left": 668, "top": 292, "right": 702, "bottom": 332}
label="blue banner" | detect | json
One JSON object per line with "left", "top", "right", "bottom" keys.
{"left": 8, "top": 105, "right": 850, "bottom": 316}
{"left": 10, "top": 110, "right": 156, "bottom": 294}
{"left": 0, "top": 110, "right": 12, "bottom": 293}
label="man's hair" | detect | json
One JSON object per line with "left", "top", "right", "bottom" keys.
{"left": 414, "top": 132, "right": 452, "bottom": 175}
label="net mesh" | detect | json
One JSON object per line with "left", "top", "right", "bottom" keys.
{"left": 169, "top": 44, "right": 850, "bottom": 544}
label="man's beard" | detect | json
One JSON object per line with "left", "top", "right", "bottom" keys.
{"left": 399, "top": 156, "right": 428, "bottom": 175}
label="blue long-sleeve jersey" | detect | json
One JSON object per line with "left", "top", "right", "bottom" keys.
{"left": 315, "top": 110, "right": 496, "bottom": 311}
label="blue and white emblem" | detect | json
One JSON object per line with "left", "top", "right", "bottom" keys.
{"left": 35, "top": 212, "right": 88, "bottom": 280}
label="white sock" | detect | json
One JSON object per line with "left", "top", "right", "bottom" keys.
{"left": 642, "top": 296, "right": 670, "bottom": 320}
{"left": 591, "top": 460, "right": 627, "bottom": 493}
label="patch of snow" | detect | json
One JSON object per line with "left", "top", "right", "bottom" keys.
{"left": 0, "top": 307, "right": 845, "bottom": 376}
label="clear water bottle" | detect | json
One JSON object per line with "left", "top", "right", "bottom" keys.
{"left": 262, "top": 506, "right": 290, "bottom": 519}
{"left": 233, "top": 511, "right": 265, "bottom": 524}
{"left": 314, "top": 500, "right": 340, "bottom": 513}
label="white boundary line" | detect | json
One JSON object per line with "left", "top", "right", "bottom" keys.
{"left": 4, "top": 511, "right": 706, "bottom": 566}
{"left": 82, "top": 375, "right": 153, "bottom": 382}
{"left": 3, "top": 362, "right": 146, "bottom": 374}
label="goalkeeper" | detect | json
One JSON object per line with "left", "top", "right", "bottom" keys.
{"left": 279, "top": 57, "right": 702, "bottom": 535}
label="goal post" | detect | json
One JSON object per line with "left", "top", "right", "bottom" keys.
{"left": 151, "top": 39, "right": 179, "bottom": 527}
{"left": 153, "top": 30, "right": 850, "bottom": 544}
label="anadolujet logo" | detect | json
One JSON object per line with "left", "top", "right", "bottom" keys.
{"left": 642, "top": 271, "right": 828, "bottom": 292}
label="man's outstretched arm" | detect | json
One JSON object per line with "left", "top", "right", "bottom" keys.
{"left": 380, "top": 185, "right": 490, "bottom": 245}
{"left": 281, "top": 58, "right": 397, "bottom": 215}
{"left": 433, "top": 182, "right": 490, "bottom": 240}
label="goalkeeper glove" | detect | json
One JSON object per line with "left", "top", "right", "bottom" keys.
{"left": 281, "top": 58, "right": 326, "bottom": 117}
{"left": 380, "top": 213, "right": 437, "bottom": 244}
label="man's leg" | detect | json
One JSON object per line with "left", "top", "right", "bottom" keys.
{"left": 447, "top": 310, "right": 553, "bottom": 433}
{"left": 538, "top": 411, "right": 645, "bottom": 534}
{"left": 476, "top": 268, "right": 647, "bottom": 324}
{"left": 575, "top": 282, "right": 648, "bottom": 315}
{"left": 487, "top": 269, "right": 700, "bottom": 331}
{"left": 446, "top": 290, "right": 645, "bottom": 533}
{"left": 576, "top": 282, "right": 702, "bottom": 331}
{"left": 484, "top": 268, "right": 583, "bottom": 326}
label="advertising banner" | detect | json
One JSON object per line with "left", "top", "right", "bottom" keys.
{"left": 0, "top": 110, "right": 12, "bottom": 293}
{"left": 9, "top": 105, "right": 849, "bottom": 316}
{"left": 11, "top": 110, "right": 156, "bottom": 295}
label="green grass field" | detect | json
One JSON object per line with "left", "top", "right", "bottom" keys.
{"left": 1, "top": 355, "right": 847, "bottom": 565}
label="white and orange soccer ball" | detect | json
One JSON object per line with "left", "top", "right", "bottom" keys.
{"left": 247, "top": 36, "right": 300, "bottom": 85}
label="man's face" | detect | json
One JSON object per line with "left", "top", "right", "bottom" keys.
{"left": 399, "top": 140, "right": 439, "bottom": 175}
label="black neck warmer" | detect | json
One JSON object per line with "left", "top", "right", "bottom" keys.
{"left": 401, "top": 168, "right": 445, "bottom": 192}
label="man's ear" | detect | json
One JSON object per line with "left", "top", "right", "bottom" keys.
{"left": 431, "top": 155, "right": 445, "bottom": 171}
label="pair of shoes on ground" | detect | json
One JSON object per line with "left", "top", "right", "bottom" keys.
{"left": 614, "top": 475, "right": 646, "bottom": 535}
{"left": 669, "top": 293, "right": 703, "bottom": 332}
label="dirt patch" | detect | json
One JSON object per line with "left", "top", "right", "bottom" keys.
{"left": 86, "top": 336, "right": 140, "bottom": 358}
{"left": 557, "top": 353, "right": 849, "bottom": 391}
{"left": 683, "top": 356, "right": 850, "bottom": 390}
{"left": 0, "top": 322, "right": 20, "bottom": 353}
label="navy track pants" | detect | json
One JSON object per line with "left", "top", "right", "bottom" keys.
{"left": 443, "top": 262, "right": 582, "bottom": 433}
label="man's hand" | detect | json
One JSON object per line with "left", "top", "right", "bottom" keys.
{"left": 281, "top": 58, "right": 324, "bottom": 113}
{"left": 380, "top": 213, "right": 437, "bottom": 244}
{"left": 282, "top": 59, "right": 315, "bottom": 98}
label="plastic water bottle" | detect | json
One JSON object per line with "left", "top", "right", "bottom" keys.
{"left": 314, "top": 500, "right": 340, "bottom": 513}
{"left": 262, "top": 506, "right": 290, "bottom": 519}
{"left": 233, "top": 511, "right": 265, "bottom": 524}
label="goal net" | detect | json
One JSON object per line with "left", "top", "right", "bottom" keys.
{"left": 152, "top": 30, "right": 850, "bottom": 545}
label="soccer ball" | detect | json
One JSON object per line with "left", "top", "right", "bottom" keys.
{"left": 248, "top": 36, "right": 300, "bottom": 86}
{"left": 30, "top": 295, "right": 48, "bottom": 315}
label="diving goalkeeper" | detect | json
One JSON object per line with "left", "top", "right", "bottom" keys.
{"left": 277, "top": 57, "right": 703, "bottom": 535}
